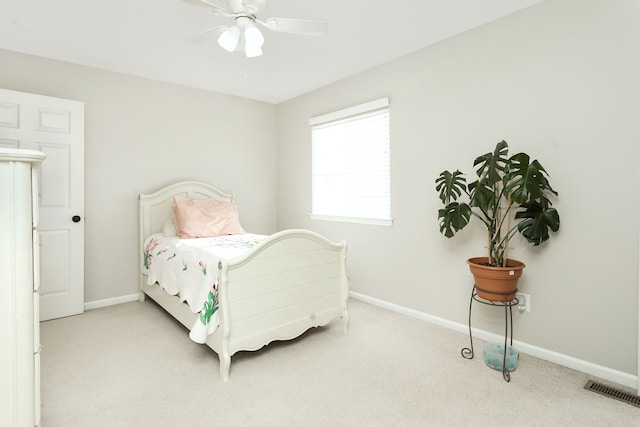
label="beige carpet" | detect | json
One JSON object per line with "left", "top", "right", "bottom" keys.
{"left": 40, "top": 298, "right": 638, "bottom": 426}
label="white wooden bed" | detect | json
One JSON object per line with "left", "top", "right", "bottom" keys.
{"left": 139, "top": 181, "right": 349, "bottom": 381}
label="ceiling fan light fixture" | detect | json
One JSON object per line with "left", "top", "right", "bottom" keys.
{"left": 244, "top": 21, "right": 264, "bottom": 47}
{"left": 244, "top": 21, "right": 264, "bottom": 57}
{"left": 245, "top": 43, "right": 263, "bottom": 58}
{"left": 217, "top": 26, "right": 240, "bottom": 52}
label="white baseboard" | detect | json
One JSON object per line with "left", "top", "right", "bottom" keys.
{"left": 349, "top": 291, "right": 637, "bottom": 390}
{"left": 84, "top": 293, "right": 140, "bottom": 311}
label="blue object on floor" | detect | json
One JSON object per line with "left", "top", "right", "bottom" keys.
{"left": 483, "top": 342, "right": 519, "bottom": 372}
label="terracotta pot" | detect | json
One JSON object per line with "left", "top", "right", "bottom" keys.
{"left": 467, "top": 257, "right": 525, "bottom": 302}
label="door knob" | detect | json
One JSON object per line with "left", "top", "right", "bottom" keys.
{"left": 72, "top": 215, "right": 82, "bottom": 223}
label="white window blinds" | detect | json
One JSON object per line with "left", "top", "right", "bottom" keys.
{"left": 309, "top": 98, "right": 391, "bottom": 226}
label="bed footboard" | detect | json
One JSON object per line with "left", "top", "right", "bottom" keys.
{"left": 212, "top": 229, "right": 348, "bottom": 380}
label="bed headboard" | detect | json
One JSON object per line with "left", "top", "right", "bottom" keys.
{"left": 139, "top": 181, "right": 235, "bottom": 249}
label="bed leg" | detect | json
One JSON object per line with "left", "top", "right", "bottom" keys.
{"left": 219, "top": 353, "right": 231, "bottom": 382}
{"left": 139, "top": 291, "right": 146, "bottom": 302}
{"left": 342, "top": 310, "right": 349, "bottom": 333}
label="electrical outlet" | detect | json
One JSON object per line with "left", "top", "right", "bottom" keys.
{"left": 516, "top": 292, "right": 531, "bottom": 312}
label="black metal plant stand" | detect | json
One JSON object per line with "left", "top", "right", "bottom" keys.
{"left": 461, "top": 285, "right": 519, "bottom": 382}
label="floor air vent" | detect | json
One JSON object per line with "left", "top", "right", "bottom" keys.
{"left": 584, "top": 380, "right": 640, "bottom": 408}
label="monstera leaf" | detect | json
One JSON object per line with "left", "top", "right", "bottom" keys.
{"left": 435, "top": 170, "right": 467, "bottom": 204}
{"left": 515, "top": 200, "right": 560, "bottom": 245}
{"left": 504, "top": 153, "right": 557, "bottom": 205}
{"left": 438, "top": 202, "right": 472, "bottom": 238}
{"left": 473, "top": 140, "right": 508, "bottom": 186}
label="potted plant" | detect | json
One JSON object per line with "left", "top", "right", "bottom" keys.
{"left": 435, "top": 140, "right": 560, "bottom": 301}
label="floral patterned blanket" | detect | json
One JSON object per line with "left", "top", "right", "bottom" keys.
{"left": 143, "top": 233, "right": 266, "bottom": 343}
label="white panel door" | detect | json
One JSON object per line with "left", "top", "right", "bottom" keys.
{"left": 0, "top": 88, "right": 85, "bottom": 321}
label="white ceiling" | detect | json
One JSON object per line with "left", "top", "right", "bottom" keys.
{"left": 1, "top": 0, "right": 542, "bottom": 104}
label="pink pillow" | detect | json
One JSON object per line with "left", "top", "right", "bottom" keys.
{"left": 172, "top": 196, "right": 245, "bottom": 238}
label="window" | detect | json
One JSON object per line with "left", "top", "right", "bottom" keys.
{"left": 309, "top": 98, "right": 391, "bottom": 226}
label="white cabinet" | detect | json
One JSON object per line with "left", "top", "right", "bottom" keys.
{"left": 0, "top": 148, "right": 45, "bottom": 427}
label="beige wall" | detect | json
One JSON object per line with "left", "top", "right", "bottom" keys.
{"left": 276, "top": 0, "right": 640, "bottom": 376}
{"left": 0, "top": 49, "right": 278, "bottom": 303}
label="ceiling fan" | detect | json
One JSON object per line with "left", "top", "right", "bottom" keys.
{"left": 183, "top": 0, "right": 328, "bottom": 58}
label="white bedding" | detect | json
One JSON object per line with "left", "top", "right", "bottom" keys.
{"left": 143, "top": 232, "right": 267, "bottom": 342}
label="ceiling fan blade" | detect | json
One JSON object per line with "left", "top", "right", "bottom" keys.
{"left": 260, "top": 17, "right": 328, "bottom": 36}
{"left": 182, "top": 0, "right": 229, "bottom": 16}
